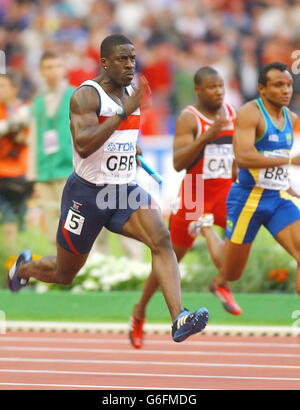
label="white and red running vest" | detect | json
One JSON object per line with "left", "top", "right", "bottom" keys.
{"left": 182, "top": 103, "right": 236, "bottom": 180}
{"left": 73, "top": 80, "right": 140, "bottom": 185}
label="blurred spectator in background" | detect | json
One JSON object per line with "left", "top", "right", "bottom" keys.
{"left": 140, "top": 40, "right": 175, "bottom": 135}
{"left": 1, "top": 0, "right": 300, "bottom": 131}
{"left": 235, "top": 35, "right": 259, "bottom": 102}
{"left": 31, "top": 51, "right": 74, "bottom": 244}
{"left": 114, "top": 0, "right": 147, "bottom": 37}
{"left": 0, "top": 69, "right": 32, "bottom": 250}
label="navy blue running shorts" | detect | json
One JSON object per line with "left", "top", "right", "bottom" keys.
{"left": 56, "top": 172, "right": 153, "bottom": 254}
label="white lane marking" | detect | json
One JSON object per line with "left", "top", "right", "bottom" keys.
{"left": 0, "top": 382, "right": 200, "bottom": 390}
{"left": 0, "top": 368, "right": 300, "bottom": 382}
{"left": 1, "top": 336, "right": 300, "bottom": 349}
{"left": 1, "top": 346, "right": 300, "bottom": 358}
{"left": 0, "top": 357, "right": 300, "bottom": 369}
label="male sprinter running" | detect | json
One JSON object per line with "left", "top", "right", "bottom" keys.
{"left": 7, "top": 34, "right": 209, "bottom": 343}
{"left": 129, "top": 67, "right": 240, "bottom": 349}
{"left": 190, "top": 62, "right": 300, "bottom": 308}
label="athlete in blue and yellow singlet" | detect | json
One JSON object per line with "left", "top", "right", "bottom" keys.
{"left": 196, "top": 62, "right": 300, "bottom": 312}
{"left": 226, "top": 96, "right": 300, "bottom": 244}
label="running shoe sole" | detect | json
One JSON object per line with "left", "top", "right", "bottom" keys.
{"left": 7, "top": 249, "right": 32, "bottom": 292}
{"left": 172, "top": 307, "right": 209, "bottom": 343}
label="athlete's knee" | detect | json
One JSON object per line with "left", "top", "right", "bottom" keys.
{"left": 222, "top": 267, "right": 243, "bottom": 282}
{"left": 149, "top": 226, "right": 172, "bottom": 254}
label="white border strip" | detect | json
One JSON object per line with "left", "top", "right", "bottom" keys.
{"left": 4, "top": 321, "right": 300, "bottom": 337}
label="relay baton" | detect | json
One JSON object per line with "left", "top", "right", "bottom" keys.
{"left": 137, "top": 155, "right": 163, "bottom": 185}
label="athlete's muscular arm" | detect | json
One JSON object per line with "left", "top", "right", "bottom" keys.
{"left": 70, "top": 87, "right": 122, "bottom": 158}
{"left": 173, "top": 112, "right": 230, "bottom": 172}
{"left": 286, "top": 108, "right": 300, "bottom": 166}
{"left": 287, "top": 110, "right": 300, "bottom": 195}
{"left": 286, "top": 107, "right": 298, "bottom": 129}
{"left": 231, "top": 159, "right": 238, "bottom": 182}
{"left": 70, "top": 79, "right": 146, "bottom": 159}
{"left": 136, "top": 142, "right": 143, "bottom": 166}
{"left": 234, "top": 102, "right": 291, "bottom": 169}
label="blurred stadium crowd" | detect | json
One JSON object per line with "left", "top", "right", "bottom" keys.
{"left": 1, "top": 0, "right": 300, "bottom": 135}
{"left": 1, "top": 0, "right": 300, "bottom": 254}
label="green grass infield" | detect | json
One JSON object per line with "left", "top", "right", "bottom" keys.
{"left": 0, "top": 289, "right": 299, "bottom": 327}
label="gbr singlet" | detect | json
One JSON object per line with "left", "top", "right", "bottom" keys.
{"left": 56, "top": 79, "right": 152, "bottom": 255}
{"left": 73, "top": 80, "right": 140, "bottom": 185}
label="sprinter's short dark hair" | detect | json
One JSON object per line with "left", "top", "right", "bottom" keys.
{"left": 194, "top": 66, "right": 219, "bottom": 85}
{"left": 258, "top": 62, "right": 289, "bottom": 86}
{"left": 100, "top": 34, "right": 133, "bottom": 58}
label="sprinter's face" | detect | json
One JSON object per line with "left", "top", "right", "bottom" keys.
{"left": 259, "top": 69, "right": 293, "bottom": 107}
{"left": 195, "top": 74, "right": 225, "bottom": 110}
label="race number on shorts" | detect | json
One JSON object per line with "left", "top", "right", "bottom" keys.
{"left": 64, "top": 209, "right": 85, "bottom": 235}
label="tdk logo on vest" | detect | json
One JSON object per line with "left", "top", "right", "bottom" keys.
{"left": 106, "top": 142, "right": 135, "bottom": 152}
{"left": 107, "top": 143, "right": 116, "bottom": 152}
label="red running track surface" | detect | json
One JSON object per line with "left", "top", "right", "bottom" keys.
{"left": 0, "top": 330, "right": 300, "bottom": 390}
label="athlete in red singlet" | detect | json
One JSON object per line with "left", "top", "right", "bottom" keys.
{"left": 129, "top": 67, "right": 241, "bottom": 349}
{"left": 170, "top": 97, "right": 235, "bottom": 248}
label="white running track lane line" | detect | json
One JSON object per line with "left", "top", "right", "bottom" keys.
{"left": 0, "top": 357, "right": 300, "bottom": 369}
{"left": 0, "top": 368, "right": 300, "bottom": 382}
{"left": 0, "top": 382, "right": 202, "bottom": 390}
{"left": 1, "top": 346, "right": 300, "bottom": 357}
{"left": 5, "top": 321, "right": 300, "bottom": 337}
{"left": 1, "top": 336, "right": 300, "bottom": 348}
